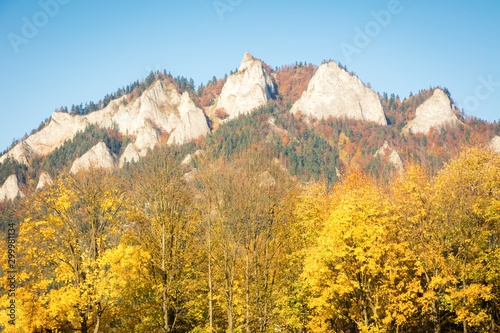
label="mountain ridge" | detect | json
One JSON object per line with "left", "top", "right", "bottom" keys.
{"left": 0, "top": 52, "right": 498, "bottom": 202}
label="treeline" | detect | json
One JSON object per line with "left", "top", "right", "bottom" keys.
{"left": 1, "top": 144, "right": 499, "bottom": 332}
{"left": 1, "top": 97, "right": 496, "bottom": 201}
{"left": 203, "top": 103, "right": 340, "bottom": 184}
{"left": 66, "top": 71, "right": 197, "bottom": 116}
{"left": 275, "top": 62, "right": 317, "bottom": 107}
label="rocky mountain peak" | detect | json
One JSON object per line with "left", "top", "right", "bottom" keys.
{"left": 70, "top": 142, "right": 115, "bottom": 174}
{"left": 208, "top": 52, "right": 277, "bottom": 120}
{"left": 403, "top": 88, "right": 460, "bottom": 134}
{"left": 119, "top": 143, "right": 141, "bottom": 167}
{"left": 0, "top": 142, "right": 33, "bottom": 165}
{"left": 290, "top": 62, "right": 387, "bottom": 125}
{"left": 0, "top": 79, "right": 210, "bottom": 169}
{"left": 239, "top": 51, "right": 257, "bottom": 72}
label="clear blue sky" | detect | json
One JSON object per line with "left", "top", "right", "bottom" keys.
{"left": 1, "top": 0, "right": 499, "bottom": 152}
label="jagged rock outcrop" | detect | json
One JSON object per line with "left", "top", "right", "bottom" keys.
{"left": 168, "top": 93, "right": 210, "bottom": 145}
{"left": 0, "top": 175, "right": 24, "bottom": 201}
{"left": 181, "top": 150, "right": 204, "bottom": 166}
{"left": 182, "top": 169, "right": 198, "bottom": 182}
{"left": 403, "top": 89, "right": 460, "bottom": 134}
{"left": 208, "top": 52, "right": 277, "bottom": 120}
{"left": 268, "top": 117, "right": 288, "bottom": 137}
{"left": 258, "top": 171, "right": 276, "bottom": 188}
{"left": 70, "top": 142, "right": 115, "bottom": 174}
{"left": 182, "top": 153, "right": 193, "bottom": 166}
{"left": 490, "top": 136, "right": 500, "bottom": 153}
{"left": 36, "top": 172, "right": 53, "bottom": 190}
{"left": 134, "top": 126, "right": 160, "bottom": 152}
{"left": 374, "top": 141, "right": 403, "bottom": 173}
{"left": 27, "top": 112, "right": 90, "bottom": 156}
{"left": 290, "top": 62, "right": 387, "bottom": 125}
{"left": 119, "top": 143, "right": 141, "bottom": 167}
{"left": 0, "top": 142, "right": 33, "bottom": 165}
{"left": 118, "top": 126, "right": 160, "bottom": 168}
{"left": 86, "top": 81, "right": 182, "bottom": 134}
{"left": 0, "top": 112, "right": 89, "bottom": 165}
{"left": 1, "top": 81, "right": 210, "bottom": 166}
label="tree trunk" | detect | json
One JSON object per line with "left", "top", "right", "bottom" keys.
{"left": 246, "top": 251, "right": 251, "bottom": 333}
{"left": 162, "top": 223, "right": 169, "bottom": 333}
{"left": 225, "top": 250, "right": 235, "bottom": 333}
{"left": 462, "top": 258, "right": 467, "bottom": 333}
{"left": 227, "top": 287, "right": 234, "bottom": 333}
{"left": 92, "top": 316, "right": 100, "bottom": 333}
{"left": 208, "top": 218, "right": 214, "bottom": 332}
{"left": 81, "top": 316, "right": 88, "bottom": 333}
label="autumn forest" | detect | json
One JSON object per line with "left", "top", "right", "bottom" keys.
{"left": 1, "top": 63, "right": 500, "bottom": 333}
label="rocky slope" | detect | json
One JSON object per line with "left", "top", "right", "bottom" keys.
{"left": 70, "top": 142, "right": 115, "bottom": 174}
{"left": 208, "top": 52, "right": 277, "bottom": 120}
{"left": 490, "top": 136, "right": 500, "bottom": 153}
{"left": 119, "top": 143, "right": 141, "bottom": 167}
{"left": 290, "top": 61, "right": 387, "bottom": 125}
{"left": 374, "top": 141, "right": 403, "bottom": 173}
{"left": 403, "top": 89, "right": 460, "bottom": 134}
{"left": 181, "top": 150, "right": 203, "bottom": 166}
{"left": 0, "top": 175, "right": 24, "bottom": 201}
{"left": 0, "top": 112, "right": 89, "bottom": 165}
{"left": 36, "top": 172, "right": 54, "bottom": 190}
{"left": 1, "top": 81, "right": 210, "bottom": 166}
{"left": 168, "top": 93, "right": 210, "bottom": 145}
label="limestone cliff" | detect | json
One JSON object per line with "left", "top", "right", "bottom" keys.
{"left": 0, "top": 142, "right": 33, "bottom": 165}
{"left": 36, "top": 172, "right": 54, "bottom": 190}
{"left": 1, "top": 81, "right": 210, "bottom": 166}
{"left": 70, "top": 142, "right": 115, "bottom": 174}
{"left": 490, "top": 136, "right": 500, "bottom": 153}
{"left": 208, "top": 52, "right": 277, "bottom": 120}
{"left": 290, "top": 62, "right": 387, "bottom": 125}
{"left": 119, "top": 143, "right": 141, "bottom": 167}
{"left": 168, "top": 93, "right": 210, "bottom": 145}
{"left": 0, "top": 112, "right": 89, "bottom": 164}
{"left": 0, "top": 175, "right": 24, "bottom": 201}
{"left": 403, "top": 89, "right": 460, "bottom": 134}
{"left": 374, "top": 141, "right": 403, "bottom": 173}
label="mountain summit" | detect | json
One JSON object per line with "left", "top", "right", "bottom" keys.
{"left": 290, "top": 61, "right": 387, "bottom": 125}
{"left": 0, "top": 81, "right": 210, "bottom": 168}
{"left": 403, "top": 88, "right": 460, "bottom": 134}
{"left": 208, "top": 52, "right": 277, "bottom": 120}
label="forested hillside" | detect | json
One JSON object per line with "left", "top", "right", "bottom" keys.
{"left": 1, "top": 136, "right": 500, "bottom": 332}
{"left": 1, "top": 56, "right": 500, "bottom": 332}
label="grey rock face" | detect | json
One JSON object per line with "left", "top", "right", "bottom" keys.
{"left": 36, "top": 172, "right": 54, "bottom": 190}
{"left": 403, "top": 89, "right": 460, "bottom": 134}
{"left": 2, "top": 81, "right": 210, "bottom": 167}
{"left": 70, "top": 142, "right": 115, "bottom": 174}
{"left": 0, "top": 175, "right": 24, "bottom": 202}
{"left": 291, "top": 62, "right": 387, "bottom": 125}
{"left": 168, "top": 93, "right": 210, "bottom": 145}
{"left": 209, "top": 52, "right": 277, "bottom": 120}
{"left": 490, "top": 136, "right": 500, "bottom": 153}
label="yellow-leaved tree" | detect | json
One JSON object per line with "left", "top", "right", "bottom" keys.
{"left": 0, "top": 169, "right": 128, "bottom": 333}
{"left": 302, "top": 172, "right": 421, "bottom": 332}
{"left": 432, "top": 147, "right": 500, "bottom": 332}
